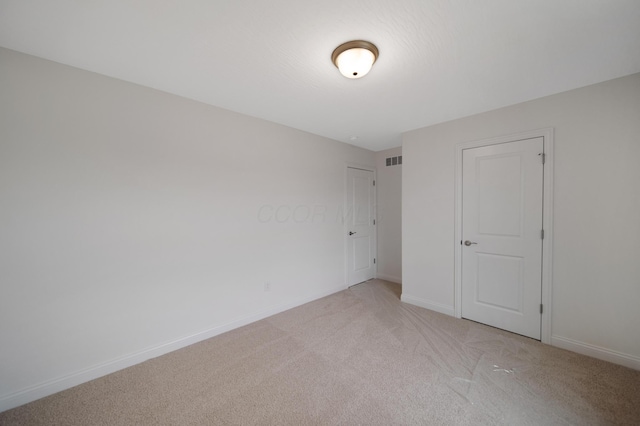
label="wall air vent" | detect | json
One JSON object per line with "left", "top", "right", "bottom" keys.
{"left": 386, "top": 156, "right": 402, "bottom": 167}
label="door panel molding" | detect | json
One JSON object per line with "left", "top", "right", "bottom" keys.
{"left": 454, "top": 128, "right": 554, "bottom": 344}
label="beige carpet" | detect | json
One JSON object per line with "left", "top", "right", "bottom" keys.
{"left": 1, "top": 280, "right": 639, "bottom": 425}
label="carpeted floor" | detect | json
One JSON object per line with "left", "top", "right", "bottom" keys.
{"left": 1, "top": 280, "right": 639, "bottom": 425}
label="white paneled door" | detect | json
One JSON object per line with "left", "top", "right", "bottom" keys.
{"left": 461, "top": 138, "right": 544, "bottom": 339}
{"left": 346, "top": 167, "right": 376, "bottom": 286}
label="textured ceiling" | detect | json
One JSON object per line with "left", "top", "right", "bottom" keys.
{"left": 1, "top": 0, "right": 639, "bottom": 151}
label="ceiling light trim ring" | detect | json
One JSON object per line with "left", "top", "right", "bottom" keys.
{"left": 331, "top": 40, "right": 379, "bottom": 66}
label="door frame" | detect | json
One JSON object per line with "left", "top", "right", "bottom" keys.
{"left": 344, "top": 163, "right": 377, "bottom": 286}
{"left": 454, "top": 128, "right": 554, "bottom": 344}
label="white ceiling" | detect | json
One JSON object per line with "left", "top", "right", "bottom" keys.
{"left": 1, "top": 1, "right": 639, "bottom": 151}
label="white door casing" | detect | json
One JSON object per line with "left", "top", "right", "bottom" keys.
{"left": 346, "top": 167, "right": 376, "bottom": 286}
{"left": 461, "top": 138, "right": 543, "bottom": 339}
{"left": 453, "top": 128, "right": 554, "bottom": 344}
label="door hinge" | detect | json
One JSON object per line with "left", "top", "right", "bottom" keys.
{"left": 540, "top": 304, "right": 544, "bottom": 314}
{"left": 373, "top": 258, "right": 376, "bottom": 264}
{"left": 540, "top": 153, "right": 546, "bottom": 164}
{"left": 373, "top": 219, "right": 376, "bottom": 225}
{"left": 373, "top": 180, "right": 376, "bottom": 186}
{"left": 541, "top": 229, "right": 545, "bottom": 239}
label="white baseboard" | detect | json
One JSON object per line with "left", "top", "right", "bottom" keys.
{"left": 400, "top": 294, "right": 455, "bottom": 317}
{"left": 375, "top": 273, "right": 402, "bottom": 284}
{"left": 0, "top": 284, "right": 347, "bottom": 413}
{"left": 551, "top": 335, "right": 640, "bottom": 371}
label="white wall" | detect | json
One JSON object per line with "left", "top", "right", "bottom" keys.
{"left": 402, "top": 72, "right": 640, "bottom": 369}
{"left": 375, "top": 147, "right": 402, "bottom": 283}
{"left": 0, "top": 47, "right": 375, "bottom": 410}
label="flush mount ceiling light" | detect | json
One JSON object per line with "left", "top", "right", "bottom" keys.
{"left": 331, "top": 40, "right": 379, "bottom": 79}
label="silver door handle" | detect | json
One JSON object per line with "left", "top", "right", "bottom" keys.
{"left": 464, "top": 240, "right": 477, "bottom": 246}
{"left": 349, "top": 231, "right": 357, "bottom": 236}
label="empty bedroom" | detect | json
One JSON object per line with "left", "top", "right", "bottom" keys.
{"left": 1, "top": 1, "right": 639, "bottom": 424}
